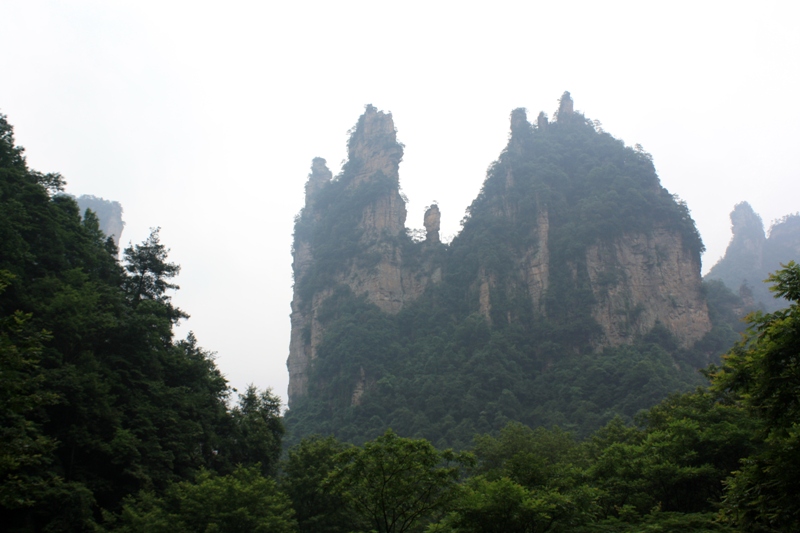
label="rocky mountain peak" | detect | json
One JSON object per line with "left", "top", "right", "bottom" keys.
{"left": 424, "top": 204, "right": 441, "bottom": 243}
{"left": 706, "top": 203, "right": 800, "bottom": 312}
{"left": 74, "top": 194, "right": 125, "bottom": 245}
{"left": 345, "top": 105, "right": 403, "bottom": 188}
{"left": 730, "top": 201, "right": 765, "bottom": 242}
{"left": 556, "top": 90, "right": 574, "bottom": 120}
{"left": 305, "top": 157, "right": 332, "bottom": 205}
{"left": 510, "top": 108, "right": 530, "bottom": 135}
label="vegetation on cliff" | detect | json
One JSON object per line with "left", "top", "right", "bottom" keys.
{"left": 286, "top": 95, "right": 734, "bottom": 447}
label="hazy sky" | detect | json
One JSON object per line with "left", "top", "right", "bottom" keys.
{"left": 1, "top": 1, "right": 798, "bottom": 404}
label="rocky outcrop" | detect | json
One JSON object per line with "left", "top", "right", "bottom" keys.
{"left": 74, "top": 195, "right": 125, "bottom": 245}
{"left": 424, "top": 204, "right": 441, "bottom": 243}
{"left": 706, "top": 202, "right": 800, "bottom": 311}
{"left": 522, "top": 209, "right": 550, "bottom": 314}
{"left": 287, "top": 106, "right": 442, "bottom": 405}
{"left": 587, "top": 228, "right": 710, "bottom": 347}
{"left": 462, "top": 93, "right": 710, "bottom": 351}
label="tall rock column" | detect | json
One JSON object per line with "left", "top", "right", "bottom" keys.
{"left": 286, "top": 106, "right": 430, "bottom": 406}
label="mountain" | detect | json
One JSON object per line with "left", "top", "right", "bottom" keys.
{"left": 705, "top": 202, "right": 800, "bottom": 312}
{"left": 285, "top": 93, "right": 728, "bottom": 446}
{"left": 73, "top": 194, "right": 125, "bottom": 245}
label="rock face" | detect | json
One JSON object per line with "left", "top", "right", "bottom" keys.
{"left": 424, "top": 204, "right": 441, "bottom": 243}
{"left": 74, "top": 195, "right": 125, "bottom": 245}
{"left": 287, "top": 96, "right": 714, "bottom": 406}
{"left": 287, "top": 106, "right": 441, "bottom": 405}
{"left": 706, "top": 202, "right": 800, "bottom": 311}
{"left": 586, "top": 229, "right": 710, "bottom": 347}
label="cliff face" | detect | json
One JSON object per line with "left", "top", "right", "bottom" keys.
{"left": 586, "top": 229, "right": 709, "bottom": 347}
{"left": 287, "top": 106, "right": 440, "bottom": 404}
{"left": 287, "top": 96, "right": 713, "bottom": 410}
{"left": 706, "top": 202, "right": 800, "bottom": 311}
{"left": 74, "top": 194, "right": 125, "bottom": 245}
{"left": 461, "top": 97, "right": 709, "bottom": 353}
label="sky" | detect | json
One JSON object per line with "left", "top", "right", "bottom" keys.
{"left": 1, "top": 1, "right": 798, "bottom": 405}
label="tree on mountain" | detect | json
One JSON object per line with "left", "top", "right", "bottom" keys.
{"left": 122, "top": 227, "right": 186, "bottom": 320}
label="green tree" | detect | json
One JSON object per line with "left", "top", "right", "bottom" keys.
{"left": 470, "top": 423, "right": 599, "bottom": 531}
{"left": 122, "top": 227, "right": 186, "bottom": 321}
{"left": 329, "top": 430, "right": 470, "bottom": 533}
{"left": 0, "top": 299, "right": 58, "bottom": 513}
{"left": 280, "top": 435, "right": 352, "bottom": 533}
{"left": 226, "top": 386, "right": 284, "bottom": 476}
{"left": 440, "top": 476, "right": 593, "bottom": 533}
{"left": 712, "top": 261, "right": 800, "bottom": 531}
{"left": 114, "top": 465, "right": 296, "bottom": 533}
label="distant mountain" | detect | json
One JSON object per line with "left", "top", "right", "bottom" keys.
{"left": 285, "top": 94, "right": 735, "bottom": 446}
{"left": 705, "top": 202, "right": 800, "bottom": 312}
{"left": 73, "top": 194, "right": 125, "bottom": 245}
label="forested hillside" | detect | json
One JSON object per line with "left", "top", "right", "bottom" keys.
{"left": 285, "top": 94, "right": 741, "bottom": 447}
{"left": 0, "top": 113, "right": 287, "bottom": 530}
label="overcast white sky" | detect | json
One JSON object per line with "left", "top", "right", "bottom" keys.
{"left": 1, "top": 1, "right": 798, "bottom": 404}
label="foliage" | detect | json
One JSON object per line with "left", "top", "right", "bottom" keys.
{"left": 0, "top": 111, "right": 283, "bottom": 530}
{"left": 711, "top": 261, "right": 800, "bottom": 531}
{"left": 225, "top": 386, "right": 285, "bottom": 477}
{"left": 113, "top": 466, "right": 296, "bottom": 533}
{"left": 0, "top": 300, "right": 61, "bottom": 513}
{"left": 440, "top": 476, "right": 587, "bottom": 533}
{"left": 328, "top": 430, "right": 471, "bottom": 533}
{"left": 464, "top": 424, "right": 600, "bottom": 531}
{"left": 280, "top": 436, "right": 352, "bottom": 533}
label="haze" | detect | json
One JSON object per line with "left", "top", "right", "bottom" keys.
{"left": 1, "top": 1, "right": 798, "bottom": 403}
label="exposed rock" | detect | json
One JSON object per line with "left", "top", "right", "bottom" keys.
{"left": 286, "top": 106, "right": 441, "bottom": 405}
{"left": 351, "top": 367, "right": 367, "bottom": 406}
{"left": 510, "top": 108, "right": 530, "bottom": 137}
{"left": 461, "top": 97, "right": 710, "bottom": 349}
{"left": 478, "top": 267, "right": 493, "bottom": 324}
{"left": 705, "top": 202, "right": 800, "bottom": 312}
{"left": 556, "top": 91, "right": 574, "bottom": 119}
{"left": 536, "top": 111, "right": 549, "bottom": 130}
{"left": 305, "top": 157, "right": 332, "bottom": 204}
{"left": 74, "top": 194, "right": 125, "bottom": 245}
{"left": 346, "top": 105, "right": 404, "bottom": 191}
{"left": 424, "top": 204, "right": 441, "bottom": 243}
{"left": 522, "top": 209, "right": 550, "bottom": 314}
{"left": 586, "top": 228, "right": 710, "bottom": 348}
